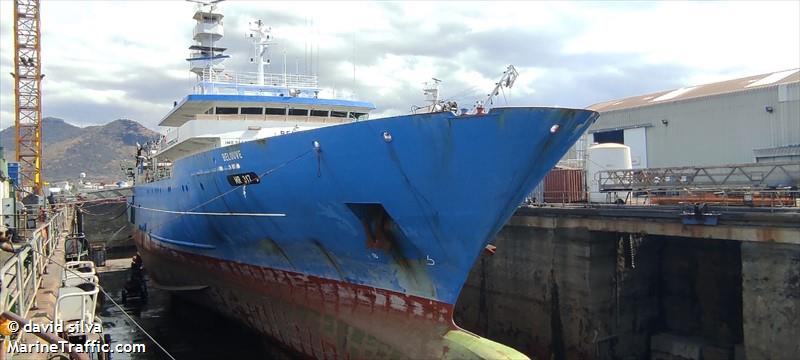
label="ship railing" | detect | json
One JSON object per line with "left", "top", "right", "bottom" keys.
{"left": 194, "top": 68, "right": 321, "bottom": 95}
{"left": 0, "top": 206, "right": 71, "bottom": 355}
{"left": 191, "top": 114, "right": 352, "bottom": 123}
{"left": 522, "top": 188, "right": 800, "bottom": 210}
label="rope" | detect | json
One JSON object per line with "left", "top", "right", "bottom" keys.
{"left": 21, "top": 243, "right": 177, "bottom": 360}
{"left": 132, "top": 205, "right": 285, "bottom": 217}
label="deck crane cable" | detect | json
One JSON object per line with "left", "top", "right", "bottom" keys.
{"left": 485, "top": 65, "right": 518, "bottom": 106}
{"left": 18, "top": 242, "right": 177, "bottom": 360}
{"left": 440, "top": 86, "right": 483, "bottom": 107}
{"left": 137, "top": 148, "right": 314, "bottom": 233}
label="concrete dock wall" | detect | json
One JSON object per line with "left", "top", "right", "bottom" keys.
{"left": 741, "top": 242, "right": 800, "bottom": 360}
{"left": 455, "top": 213, "right": 800, "bottom": 360}
{"left": 455, "top": 226, "right": 660, "bottom": 359}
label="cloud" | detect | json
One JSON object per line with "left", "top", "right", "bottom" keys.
{"left": 0, "top": 0, "right": 798, "bottom": 131}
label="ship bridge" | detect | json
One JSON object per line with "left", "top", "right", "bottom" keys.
{"left": 153, "top": 91, "right": 375, "bottom": 163}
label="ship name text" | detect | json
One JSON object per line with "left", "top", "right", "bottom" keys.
{"left": 221, "top": 150, "right": 243, "bottom": 162}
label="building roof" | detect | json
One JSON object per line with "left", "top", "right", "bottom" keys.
{"left": 588, "top": 68, "right": 800, "bottom": 112}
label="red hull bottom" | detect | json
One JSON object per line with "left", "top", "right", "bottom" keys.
{"left": 134, "top": 230, "right": 527, "bottom": 359}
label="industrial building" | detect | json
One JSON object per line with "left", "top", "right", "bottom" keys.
{"left": 585, "top": 69, "right": 800, "bottom": 168}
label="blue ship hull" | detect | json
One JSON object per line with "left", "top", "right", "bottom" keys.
{"left": 130, "top": 107, "right": 597, "bottom": 359}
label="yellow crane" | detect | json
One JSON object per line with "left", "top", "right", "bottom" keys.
{"left": 11, "top": 0, "right": 44, "bottom": 198}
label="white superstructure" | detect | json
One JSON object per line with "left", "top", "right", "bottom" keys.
{"left": 137, "top": 2, "right": 374, "bottom": 183}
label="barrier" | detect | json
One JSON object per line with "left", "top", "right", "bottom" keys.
{"left": 0, "top": 206, "right": 72, "bottom": 354}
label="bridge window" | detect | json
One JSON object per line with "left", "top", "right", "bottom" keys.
{"left": 241, "top": 107, "right": 263, "bottom": 115}
{"left": 330, "top": 111, "right": 347, "bottom": 118}
{"left": 215, "top": 107, "right": 237, "bottom": 115}
{"left": 265, "top": 108, "right": 286, "bottom": 115}
{"left": 289, "top": 109, "right": 309, "bottom": 116}
{"left": 311, "top": 110, "right": 329, "bottom": 117}
{"left": 349, "top": 112, "right": 368, "bottom": 120}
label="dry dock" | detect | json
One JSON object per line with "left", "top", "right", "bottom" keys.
{"left": 4, "top": 201, "right": 798, "bottom": 359}
{"left": 456, "top": 205, "right": 800, "bottom": 360}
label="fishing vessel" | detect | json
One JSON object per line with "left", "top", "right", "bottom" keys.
{"left": 129, "top": 2, "right": 598, "bottom": 358}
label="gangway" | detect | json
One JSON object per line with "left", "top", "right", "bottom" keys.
{"left": 597, "top": 162, "right": 800, "bottom": 192}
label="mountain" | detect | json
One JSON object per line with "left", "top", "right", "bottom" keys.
{"left": 0, "top": 117, "right": 83, "bottom": 152}
{"left": 0, "top": 117, "right": 159, "bottom": 183}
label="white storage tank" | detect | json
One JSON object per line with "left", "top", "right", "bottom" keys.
{"left": 586, "top": 143, "right": 632, "bottom": 203}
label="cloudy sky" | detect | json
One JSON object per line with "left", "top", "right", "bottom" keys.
{"left": 1, "top": 0, "right": 798, "bottom": 131}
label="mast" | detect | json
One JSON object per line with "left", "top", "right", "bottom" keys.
{"left": 186, "top": 0, "right": 228, "bottom": 82}
{"left": 423, "top": 78, "right": 441, "bottom": 111}
{"left": 248, "top": 19, "right": 273, "bottom": 86}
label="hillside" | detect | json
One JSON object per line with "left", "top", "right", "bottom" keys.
{"left": 0, "top": 117, "right": 159, "bottom": 183}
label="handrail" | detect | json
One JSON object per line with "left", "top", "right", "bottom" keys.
{"left": 54, "top": 286, "right": 100, "bottom": 330}
{"left": 523, "top": 188, "right": 800, "bottom": 210}
{"left": 597, "top": 162, "right": 800, "bottom": 192}
{"left": 0, "top": 205, "right": 72, "bottom": 356}
{"left": 193, "top": 68, "right": 321, "bottom": 96}
{"left": 201, "top": 68, "right": 319, "bottom": 89}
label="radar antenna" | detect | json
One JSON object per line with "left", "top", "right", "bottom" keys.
{"left": 186, "top": 0, "right": 224, "bottom": 7}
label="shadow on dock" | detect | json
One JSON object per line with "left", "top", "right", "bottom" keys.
{"left": 98, "top": 255, "right": 295, "bottom": 360}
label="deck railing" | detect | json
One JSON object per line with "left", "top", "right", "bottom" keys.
{"left": 523, "top": 188, "right": 800, "bottom": 210}
{"left": 194, "top": 68, "right": 320, "bottom": 95}
{"left": 0, "top": 206, "right": 72, "bottom": 353}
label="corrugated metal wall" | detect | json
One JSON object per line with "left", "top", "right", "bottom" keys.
{"left": 581, "top": 83, "right": 800, "bottom": 167}
{"left": 525, "top": 168, "right": 587, "bottom": 205}
{"left": 543, "top": 168, "right": 585, "bottom": 203}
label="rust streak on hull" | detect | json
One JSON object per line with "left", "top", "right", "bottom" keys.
{"left": 135, "top": 229, "right": 524, "bottom": 359}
